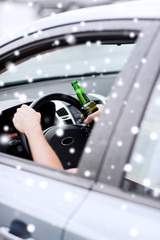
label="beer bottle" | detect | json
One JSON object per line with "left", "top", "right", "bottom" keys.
{"left": 71, "top": 80, "right": 98, "bottom": 119}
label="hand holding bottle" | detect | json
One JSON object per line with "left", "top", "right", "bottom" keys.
{"left": 71, "top": 80, "right": 104, "bottom": 125}
{"left": 81, "top": 104, "right": 104, "bottom": 124}
{"left": 71, "top": 80, "right": 98, "bottom": 118}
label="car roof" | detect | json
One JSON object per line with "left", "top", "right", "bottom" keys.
{"left": 0, "top": 0, "right": 160, "bottom": 47}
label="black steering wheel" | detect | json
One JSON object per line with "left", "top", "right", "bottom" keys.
{"left": 21, "top": 93, "right": 91, "bottom": 169}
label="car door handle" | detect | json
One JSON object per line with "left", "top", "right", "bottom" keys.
{"left": 0, "top": 227, "right": 36, "bottom": 240}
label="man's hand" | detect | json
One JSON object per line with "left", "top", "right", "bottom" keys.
{"left": 81, "top": 104, "right": 104, "bottom": 124}
{"left": 13, "top": 104, "right": 41, "bottom": 135}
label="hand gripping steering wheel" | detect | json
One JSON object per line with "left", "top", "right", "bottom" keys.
{"left": 21, "top": 93, "right": 91, "bottom": 169}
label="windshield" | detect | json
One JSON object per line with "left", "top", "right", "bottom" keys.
{"left": 0, "top": 43, "right": 135, "bottom": 86}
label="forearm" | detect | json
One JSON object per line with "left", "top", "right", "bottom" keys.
{"left": 26, "top": 127, "right": 63, "bottom": 169}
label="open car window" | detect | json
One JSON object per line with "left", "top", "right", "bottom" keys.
{"left": 0, "top": 32, "right": 137, "bottom": 174}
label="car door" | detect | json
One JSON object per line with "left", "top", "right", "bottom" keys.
{"left": 62, "top": 21, "right": 160, "bottom": 240}
{"left": 0, "top": 19, "right": 159, "bottom": 240}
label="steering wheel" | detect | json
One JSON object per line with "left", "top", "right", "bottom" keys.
{"left": 21, "top": 93, "right": 91, "bottom": 169}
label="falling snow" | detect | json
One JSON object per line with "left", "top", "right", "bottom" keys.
{"left": 129, "top": 32, "right": 136, "bottom": 38}
{"left": 85, "top": 146, "right": 92, "bottom": 154}
{"left": 3, "top": 125, "right": 9, "bottom": 131}
{"left": 117, "top": 141, "right": 123, "bottom": 147}
{"left": 150, "top": 132, "right": 158, "bottom": 140}
{"left": 143, "top": 178, "right": 151, "bottom": 187}
{"left": 131, "top": 126, "right": 139, "bottom": 135}
{"left": 39, "top": 180, "right": 48, "bottom": 189}
{"left": 27, "top": 224, "right": 35, "bottom": 233}
{"left": 0, "top": 134, "right": 9, "bottom": 144}
{"left": 56, "top": 128, "right": 64, "bottom": 137}
{"left": 123, "top": 164, "right": 132, "bottom": 172}
{"left": 141, "top": 58, "right": 147, "bottom": 64}
{"left": 14, "top": 50, "right": 20, "bottom": 56}
{"left": 6, "top": 62, "right": 16, "bottom": 72}
{"left": 84, "top": 170, "right": 91, "bottom": 177}
{"left": 134, "top": 82, "right": 140, "bottom": 89}
{"left": 134, "top": 153, "right": 144, "bottom": 164}
{"left": 69, "top": 148, "right": 75, "bottom": 154}
{"left": 65, "top": 34, "right": 76, "bottom": 44}
{"left": 26, "top": 178, "right": 34, "bottom": 186}
{"left": 130, "top": 228, "right": 139, "bottom": 237}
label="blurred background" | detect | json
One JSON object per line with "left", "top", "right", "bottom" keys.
{"left": 0, "top": 0, "right": 133, "bottom": 39}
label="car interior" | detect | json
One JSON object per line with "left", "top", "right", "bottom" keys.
{"left": 0, "top": 33, "right": 136, "bottom": 171}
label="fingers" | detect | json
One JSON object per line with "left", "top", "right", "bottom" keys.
{"left": 82, "top": 104, "right": 104, "bottom": 124}
{"left": 84, "top": 111, "right": 98, "bottom": 124}
{"left": 12, "top": 105, "right": 41, "bottom": 134}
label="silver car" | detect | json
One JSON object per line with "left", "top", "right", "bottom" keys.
{"left": 0, "top": 0, "right": 160, "bottom": 239}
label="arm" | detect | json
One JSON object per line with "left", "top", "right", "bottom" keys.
{"left": 13, "top": 104, "right": 104, "bottom": 171}
{"left": 13, "top": 105, "right": 63, "bottom": 169}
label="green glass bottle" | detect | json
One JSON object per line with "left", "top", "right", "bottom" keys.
{"left": 71, "top": 80, "right": 98, "bottom": 119}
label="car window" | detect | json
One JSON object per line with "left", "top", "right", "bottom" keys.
{"left": 0, "top": 43, "right": 134, "bottom": 86}
{"left": 122, "top": 74, "right": 160, "bottom": 199}
{"left": 0, "top": 34, "right": 137, "bottom": 174}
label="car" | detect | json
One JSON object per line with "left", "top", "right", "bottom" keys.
{"left": 0, "top": 0, "right": 160, "bottom": 239}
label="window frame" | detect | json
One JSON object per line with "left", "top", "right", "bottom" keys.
{"left": 0, "top": 19, "right": 159, "bottom": 189}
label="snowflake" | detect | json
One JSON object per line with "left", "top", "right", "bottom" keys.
{"left": 150, "top": 132, "right": 158, "bottom": 141}
{"left": 65, "top": 64, "right": 71, "bottom": 70}
{"left": 141, "top": 58, "right": 147, "bottom": 64}
{"left": 57, "top": 2, "right": 63, "bottom": 8}
{"left": 90, "top": 65, "right": 96, "bottom": 71}
{"left": 143, "top": 178, "right": 151, "bottom": 187}
{"left": 85, "top": 147, "right": 92, "bottom": 154}
{"left": 84, "top": 170, "right": 91, "bottom": 177}
{"left": 6, "top": 62, "right": 16, "bottom": 72}
{"left": 19, "top": 93, "right": 27, "bottom": 102}
{"left": 134, "top": 82, "right": 140, "bottom": 89}
{"left": 130, "top": 228, "right": 138, "bottom": 237}
{"left": 123, "top": 164, "right": 132, "bottom": 172}
{"left": 105, "top": 58, "right": 110, "bottom": 64}
{"left": 134, "top": 153, "right": 144, "bottom": 164}
{"left": 0, "top": 135, "right": 9, "bottom": 144}
{"left": 80, "top": 21, "right": 86, "bottom": 27}
{"left": 3, "top": 125, "right": 9, "bottom": 131}
{"left": 121, "top": 203, "right": 127, "bottom": 211}
{"left": 39, "top": 180, "right": 48, "bottom": 189}
{"left": 69, "top": 148, "right": 75, "bottom": 154}
{"left": 129, "top": 32, "right": 136, "bottom": 38}
{"left": 36, "top": 69, "right": 42, "bottom": 75}
{"left": 14, "top": 50, "right": 20, "bottom": 56}
{"left": 56, "top": 128, "right": 64, "bottom": 137}
{"left": 82, "top": 82, "right": 87, "bottom": 88}
{"left": 28, "top": 2, "right": 33, "bottom": 7}
{"left": 117, "top": 141, "right": 123, "bottom": 147}
{"left": 111, "top": 92, "right": 118, "bottom": 99}
{"left": 26, "top": 178, "right": 34, "bottom": 186}
{"left": 65, "top": 34, "right": 76, "bottom": 44}
{"left": 27, "top": 224, "right": 35, "bottom": 233}
{"left": 131, "top": 126, "right": 139, "bottom": 135}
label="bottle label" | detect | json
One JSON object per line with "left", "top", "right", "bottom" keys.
{"left": 81, "top": 101, "right": 98, "bottom": 118}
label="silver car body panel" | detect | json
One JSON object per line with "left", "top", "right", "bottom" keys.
{"left": 64, "top": 190, "right": 160, "bottom": 240}
{"left": 0, "top": 164, "right": 89, "bottom": 240}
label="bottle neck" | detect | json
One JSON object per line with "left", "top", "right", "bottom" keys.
{"left": 72, "top": 84, "right": 90, "bottom": 105}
